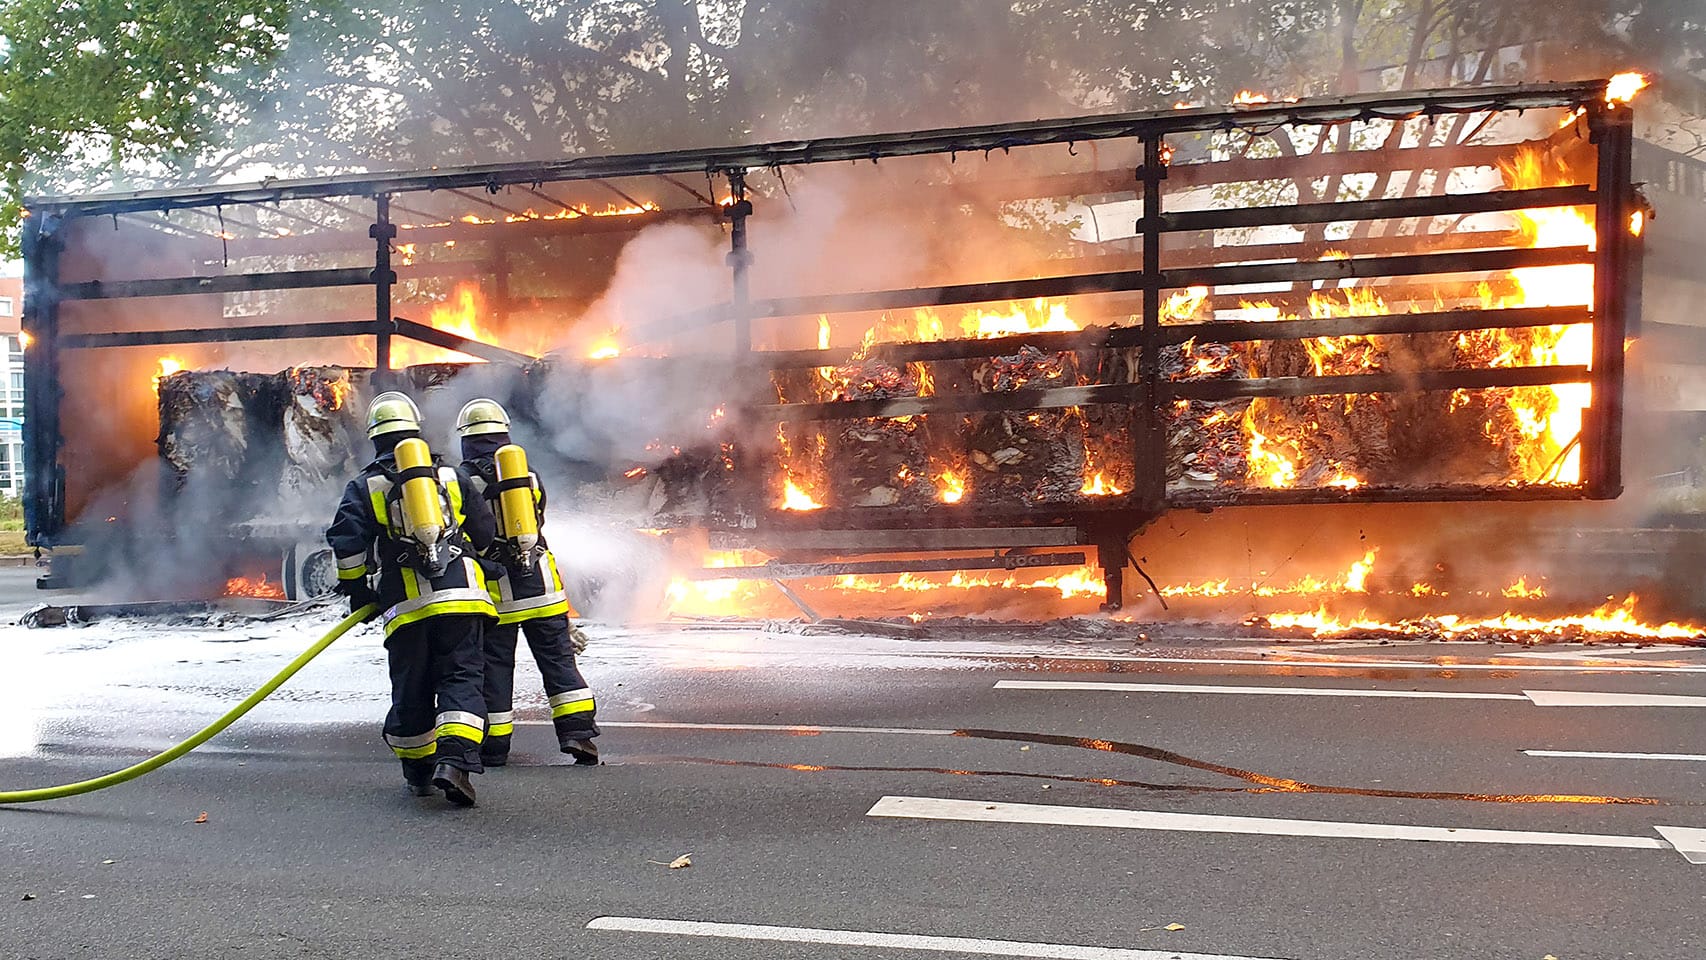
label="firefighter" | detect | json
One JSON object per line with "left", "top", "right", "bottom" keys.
{"left": 455, "top": 398, "right": 600, "bottom": 767}
{"left": 328, "top": 391, "right": 499, "bottom": 807}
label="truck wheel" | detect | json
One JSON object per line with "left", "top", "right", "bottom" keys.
{"left": 282, "top": 543, "right": 338, "bottom": 601}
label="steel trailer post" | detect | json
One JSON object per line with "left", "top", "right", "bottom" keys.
{"left": 1586, "top": 101, "right": 1637, "bottom": 498}
{"left": 19, "top": 212, "right": 64, "bottom": 548}
{"left": 371, "top": 194, "right": 397, "bottom": 379}
{"left": 725, "top": 170, "right": 754, "bottom": 354}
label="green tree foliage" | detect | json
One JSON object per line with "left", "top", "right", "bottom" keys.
{"left": 0, "top": 0, "right": 289, "bottom": 252}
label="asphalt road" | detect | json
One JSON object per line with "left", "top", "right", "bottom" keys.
{"left": 5, "top": 615, "right": 1706, "bottom": 960}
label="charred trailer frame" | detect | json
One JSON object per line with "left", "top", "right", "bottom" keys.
{"left": 19, "top": 81, "right": 1642, "bottom": 607}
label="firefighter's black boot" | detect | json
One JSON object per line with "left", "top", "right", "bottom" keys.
{"left": 402, "top": 758, "right": 435, "bottom": 797}
{"left": 432, "top": 762, "right": 477, "bottom": 807}
{"left": 563, "top": 739, "right": 599, "bottom": 765}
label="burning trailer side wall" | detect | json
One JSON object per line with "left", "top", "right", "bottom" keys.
{"left": 18, "top": 81, "right": 1656, "bottom": 608}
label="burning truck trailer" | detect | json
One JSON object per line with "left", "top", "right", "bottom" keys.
{"left": 17, "top": 78, "right": 1705, "bottom": 637}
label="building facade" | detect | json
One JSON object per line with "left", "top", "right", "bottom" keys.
{"left": 0, "top": 277, "right": 23, "bottom": 494}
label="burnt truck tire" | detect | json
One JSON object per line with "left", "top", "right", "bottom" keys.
{"left": 282, "top": 542, "right": 339, "bottom": 601}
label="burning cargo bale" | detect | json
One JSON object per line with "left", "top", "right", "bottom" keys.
{"left": 156, "top": 370, "right": 290, "bottom": 494}
{"left": 823, "top": 357, "right": 937, "bottom": 509}
{"left": 279, "top": 366, "right": 364, "bottom": 506}
{"left": 964, "top": 345, "right": 1088, "bottom": 505}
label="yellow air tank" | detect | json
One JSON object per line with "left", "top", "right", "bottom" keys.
{"left": 394, "top": 437, "right": 444, "bottom": 547}
{"left": 495, "top": 444, "right": 539, "bottom": 552}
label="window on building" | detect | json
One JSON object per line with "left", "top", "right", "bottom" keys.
{"left": 4, "top": 336, "right": 18, "bottom": 358}
{"left": 0, "top": 298, "right": 12, "bottom": 318}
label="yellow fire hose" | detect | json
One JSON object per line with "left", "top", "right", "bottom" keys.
{"left": 0, "top": 604, "right": 378, "bottom": 805}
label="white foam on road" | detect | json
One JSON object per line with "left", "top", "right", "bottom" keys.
{"left": 1525, "top": 749, "right": 1706, "bottom": 762}
{"left": 868, "top": 796, "right": 1702, "bottom": 863}
{"left": 994, "top": 680, "right": 1524, "bottom": 700}
{"left": 586, "top": 916, "right": 1294, "bottom": 959}
{"left": 997, "top": 680, "right": 1706, "bottom": 707}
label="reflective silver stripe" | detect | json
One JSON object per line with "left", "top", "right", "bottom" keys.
{"left": 383, "top": 585, "right": 492, "bottom": 624}
{"left": 496, "top": 589, "right": 568, "bottom": 614}
{"left": 437, "top": 710, "right": 484, "bottom": 729}
{"left": 549, "top": 688, "right": 593, "bottom": 708}
{"left": 384, "top": 730, "right": 437, "bottom": 749}
{"left": 486, "top": 711, "right": 515, "bottom": 725}
{"left": 335, "top": 553, "right": 367, "bottom": 570}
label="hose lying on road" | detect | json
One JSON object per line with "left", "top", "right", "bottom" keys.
{"left": 0, "top": 604, "right": 378, "bottom": 805}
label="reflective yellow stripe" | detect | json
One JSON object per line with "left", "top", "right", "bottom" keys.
{"left": 336, "top": 553, "right": 367, "bottom": 570}
{"left": 437, "top": 722, "right": 484, "bottom": 744}
{"left": 385, "top": 729, "right": 437, "bottom": 759}
{"left": 443, "top": 467, "right": 465, "bottom": 524}
{"left": 366, "top": 475, "right": 391, "bottom": 528}
{"left": 381, "top": 575, "right": 494, "bottom": 629}
{"left": 384, "top": 598, "right": 498, "bottom": 635}
{"left": 550, "top": 698, "right": 595, "bottom": 719}
{"left": 338, "top": 566, "right": 367, "bottom": 581}
{"left": 487, "top": 722, "right": 514, "bottom": 737}
{"left": 498, "top": 603, "right": 569, "bottom": 627}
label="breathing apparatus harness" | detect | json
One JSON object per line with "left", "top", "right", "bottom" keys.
{"left": 480, "top": 461, "right": 544, "bottom": 572}
{"left": 379, "top": 448, "right": 463, "bottom": 580}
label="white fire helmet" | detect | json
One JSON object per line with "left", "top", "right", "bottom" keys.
{"left": 366, "top": 391, "right": 423, "bottom": 439}
{"left": 456, "top": 398, "right": 512, "bottom": 438}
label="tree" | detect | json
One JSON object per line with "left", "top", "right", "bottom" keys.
{"left": 0, "top": 0, "right": 288, "bottom": 253}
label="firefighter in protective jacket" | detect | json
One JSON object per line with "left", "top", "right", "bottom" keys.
{"left": 456, "top": 398, "right": 600, "bottom": 766}
{"left": 328, "top": 392, "right": 499, "bottom": 806}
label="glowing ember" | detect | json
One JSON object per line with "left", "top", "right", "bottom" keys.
{"left": 1630, "top": 211, "right": 1646, "bottom": 237}
{"left": 1605, "top": 72, "right": 1649, "bottom": 105}
{"left": 937, "top": 468, "right": 966, "bottom": 504}
{"left": 781, "top": 477, "right": 823, "bottom": 511}
{"left": 1079, "top": 471, "right": 1125, "bottom": 497}
{"left": 224, "top": 575, "right": 285, "bottom": 600}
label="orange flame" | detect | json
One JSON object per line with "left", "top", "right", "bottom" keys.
{"left": 1605, "top": 72, "right": 1649, "bottom": 105}
{"left": 224, "top": 575, "right": 285, "bottom": 600}
{"left": 153, "top": 357, "right": 185, "bottom": 394}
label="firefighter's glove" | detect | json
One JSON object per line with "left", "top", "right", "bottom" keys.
{"left": 337, "top": 578, "right": 379, "bottom": 616}
{"left": 568, "top": 622, "right": 590, "bottom": 655}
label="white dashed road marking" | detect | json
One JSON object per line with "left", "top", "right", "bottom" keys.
{"left": 866, "top": 796, "right": 1704, "bottom": 863}
{"left": 586, "top": 916, "right": 1296, "bottom": 959}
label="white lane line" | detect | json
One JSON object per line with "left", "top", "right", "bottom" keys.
{"left": 867, "top": 796, "right": 1699, "bottom": 862}
{"left": 586, "top": 916, "right": 1293, "bottom": 960}
{"left": 997, "top": 680, "right": 1706, "bottom": 708}
{"left": 515, "top": 720, "right": 955, "bottom": 735}
{"left": 994, "top": 680, "right": 1525, "bottom": 701}
{"left": 1525, "top": 749, "right": 1706, "bottom": 762}
{"left": 1523, "top": 690, "right": 1706, "bottom": 707}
